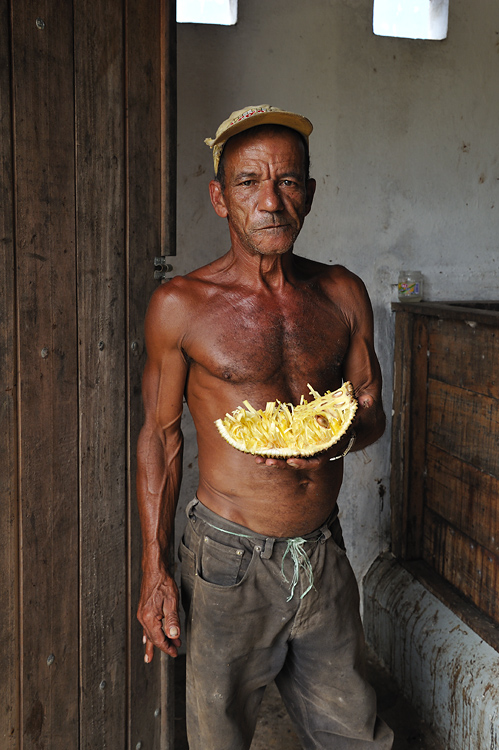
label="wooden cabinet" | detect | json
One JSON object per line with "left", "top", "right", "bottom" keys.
{"left": 391, "top": 302, "right": 499, "bottom": 638}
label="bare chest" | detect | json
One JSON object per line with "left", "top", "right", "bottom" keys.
{"left": 183, "top": 287, "right": 350, "bottom": 400}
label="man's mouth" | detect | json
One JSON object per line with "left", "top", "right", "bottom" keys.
{"left": 253, "top": 224, "right": 289, "bottom": 231}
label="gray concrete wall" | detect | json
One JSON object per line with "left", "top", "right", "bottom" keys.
{"left": 174, "top": 0, "right": 499, "bottom": 582}
{"left": 364, "top": 557, "right": 499, "bottom": 749}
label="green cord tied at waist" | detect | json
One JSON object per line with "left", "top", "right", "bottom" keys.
{"left": 281, "top": 537, "right": 315, "bottom": 601}
{"left": 197, "top": 517, "right": 317, "bottom": 601}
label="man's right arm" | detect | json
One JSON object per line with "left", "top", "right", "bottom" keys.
{"left": 136, "top": 283, "right": 188, "bottom": 661}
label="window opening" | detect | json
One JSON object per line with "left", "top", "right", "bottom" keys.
{"left": 373, "top": 0, "right": 449, "bottom": 40}
{"left": 177, "top": 0, "right": 237, "bottom": 25}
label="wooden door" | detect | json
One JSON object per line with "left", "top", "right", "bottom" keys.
{"left": 0, "top": 1, "right": 176, "bottom": 748}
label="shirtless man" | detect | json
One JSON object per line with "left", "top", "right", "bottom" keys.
{"left": 137, "top": 105, "right": 393, "bottom": 749}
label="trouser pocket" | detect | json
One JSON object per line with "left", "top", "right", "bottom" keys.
{"left": 198, "top": 533, "right": 250, "bottom": 586}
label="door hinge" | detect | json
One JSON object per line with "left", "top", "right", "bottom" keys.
{"left": 154, "top": 256, "right": 174, "bottom": 281}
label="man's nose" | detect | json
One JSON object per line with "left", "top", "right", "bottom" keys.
{"left": 258, "top": 180, "right": 283, "bottom": 212}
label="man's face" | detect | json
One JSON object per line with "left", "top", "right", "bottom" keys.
{"left": 209, "top": 126, "right": 316, "bottom": 257}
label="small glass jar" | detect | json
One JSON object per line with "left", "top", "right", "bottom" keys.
{"left": 398, "top": 270, "right": 423, "bottom": 302}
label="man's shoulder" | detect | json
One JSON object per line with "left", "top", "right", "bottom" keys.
{"left": 145, "top": 256, "right": 230, "bottom": 335}
{"left": 295, "top": 258, "right": 372, "bottom": 326}
{"left": 148, "top": 259, "right": 221, "bottom": 307}
{"left": 295, "top": 256, "right": 365, "bottom": 290}
{"left": 323, "top": 263, "right": 367, "bottom": 293}
{"left": 320, "top": 264, "right": 371, "bottom": 313}
{"left": 147, "top": 274, "right": 193, "bottom": 316}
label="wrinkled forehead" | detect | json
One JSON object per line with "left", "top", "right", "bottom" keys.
{"left": 222, "top": 124, "right": 308, "bottom": 173}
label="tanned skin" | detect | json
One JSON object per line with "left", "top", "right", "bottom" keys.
{"left": 136, "top": 126, "right": 385, "bottom": 662}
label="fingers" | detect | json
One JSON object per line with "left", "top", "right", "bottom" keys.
{"left": 255, "top": 456, "right": 293, "bottom": 469}
{"left": 255, "top": 455, "right": 324, "bottom": 470}
{"left": 143, "top": 635, "right": 180, "bottom": 662}
{"left": 162, "top": 610, "right": 181, "bottom": 647}
{"left": 142, "top": 612, "right": 182, "bottom": 662}
{"left": 144, "top": 635, "right": 155, "bottom": 663}
{"left": 287, "top": 456, "right": 322, "bottom": 469}
{"left": 137, "top": 575, "right": 182, "bottom": 662}
{"left": 144, "top": 634, "right": 181, "bottom": 661}
{"left": 262, "top": 458, "right": 289, "bottom": 469}
{"left": 358, "top": 393, "right": 374, "bottom": 408}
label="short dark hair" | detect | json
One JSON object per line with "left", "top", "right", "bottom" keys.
{"left": 216, "top": 124, "right": 311, "bottom": 191}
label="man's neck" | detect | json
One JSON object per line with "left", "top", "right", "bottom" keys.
{"left": 223, "top": 245, "right": 298, "bottom": 290}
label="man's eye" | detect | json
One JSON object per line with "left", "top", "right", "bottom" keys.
{"left": 281, "top": 180, "right": 296, "bottom": 187}
{"left": 240, "top": 180, "right": 255, "bottom": 187}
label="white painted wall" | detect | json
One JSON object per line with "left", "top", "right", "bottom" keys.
{"left": 174, "top": 0, "right": 499, "bottom": 582}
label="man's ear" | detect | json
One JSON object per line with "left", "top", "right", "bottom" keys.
{"left": 209, "top": 180, "right": 228, "bottom": 218}
{"left": 304, "top": 178, "right": 316, "bottom": 216}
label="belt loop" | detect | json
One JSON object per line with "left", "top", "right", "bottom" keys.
{"left": 319, "top": 515, "right": 333, "bottom": 543}
{"left": 320, "top": 526, "right": 331, "bottom": 543}
{"left": 261, "top": 537, "right": 275, "bottom": 559}
{"left": 186, "top": 498, "right": 199, "bottom": 520}
{"left": 320, "top": 506, "right": 338, "bottom": 543}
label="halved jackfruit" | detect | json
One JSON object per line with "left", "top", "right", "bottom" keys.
{"left": 215, "top": 382, "right": 357, "bottom": 458}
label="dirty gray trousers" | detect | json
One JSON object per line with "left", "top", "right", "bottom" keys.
{"left": 179, "top": 499, "right": 394, "bottom": 750}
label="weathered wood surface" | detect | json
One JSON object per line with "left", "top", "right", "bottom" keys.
{"left": 392, "top": 303, "right": 499, "bottom": 629}
{"left": 0, "top": 0, "right": 18, "bottom": 745}
{"left": 427, "top": 378, "right": 499, "bottom": 479}
{"left": 423, "top": 507, "right": 499, "bottom": 622}
{"left": 428, "top": 317, "right": 499, "bottom": 399}
{"left": 126, "top": 0, "right": 176, "bottom": 746}
{"left": 2, "top": 0, "right": 177, "bottom": 747}
{"left": 390, "top": 311, "right": 413, "bottom": 558}
{"left": 75, "top": 0, "right": 128, "bottom": 746}
{"left": 390, "top": 311, "right": 429, "bottom": 559}
{"left": 392, "top": 300, "right": 499, "bottom": 327}
{"left": 12, "top": 1, "right": 80, "bottom": 747}
{"left": 426, "top": 444, "right": 499, "bottom": 556}
{"left": 159, "top": 0, "right": 177, "bottom": 259}
{"left": 406, "top": 317, "right": 429, "bottom": 558}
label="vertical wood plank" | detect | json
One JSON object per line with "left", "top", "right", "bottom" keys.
{"left": 0, "top": 1, "right": 19, "bottom": 746}
{"left": 74, "top": 0, "right": 127, "bottom": 746}
{"left": 126, "top": 0, "right": 164, "bottom": 746}
{"left": 160, "top": 0, "right": 177, "bottom": 259}
{"left": 126, "top": 1, "right": 177, "bottom": 747}
{"left": 390, "top": 310, "right": 413, "bottom": 557}
{"left": 12, "top": 1, "right": 80, "bottom": 747}
{"left": 405, "top": 316, "right": 429, "bottom": 558}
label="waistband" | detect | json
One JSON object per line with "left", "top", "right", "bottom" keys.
{"left": 186, "top": 498, "right": 337, "bottom": 601}
{"left": 186, "top": 497, "right": 337, "bottom": 545}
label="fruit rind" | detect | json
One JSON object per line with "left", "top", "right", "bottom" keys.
{"left": 215, "top": 382, "right": 358, "bottom": 458}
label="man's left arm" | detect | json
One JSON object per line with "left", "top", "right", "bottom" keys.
{"left": 339, "top": 275, "right": 385, "bottom": 453}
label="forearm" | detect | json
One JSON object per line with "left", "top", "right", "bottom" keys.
{"left": 136, "top": 424, "right": 184, "bottom": 574}
{"left": 136, "top": 423, "right": 184, "bottom": 660}
{"left": 350, "top": 391, "right": 385, "bottom": 452}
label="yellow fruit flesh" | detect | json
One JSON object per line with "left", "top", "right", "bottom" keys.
{"left": 215, "top": 382, "right": 357, "bottom": 458}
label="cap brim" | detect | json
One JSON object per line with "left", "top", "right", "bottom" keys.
{"left": 211, "top": 110, "right": 313, "bottom": 147}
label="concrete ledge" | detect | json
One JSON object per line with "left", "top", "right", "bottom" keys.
{"left": 363, "top": 555, "right": 499, "bottom": 750}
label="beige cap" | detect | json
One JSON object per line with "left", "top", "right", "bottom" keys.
{"left": 204, "top": 104, "right": 313, "bottom": 175}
